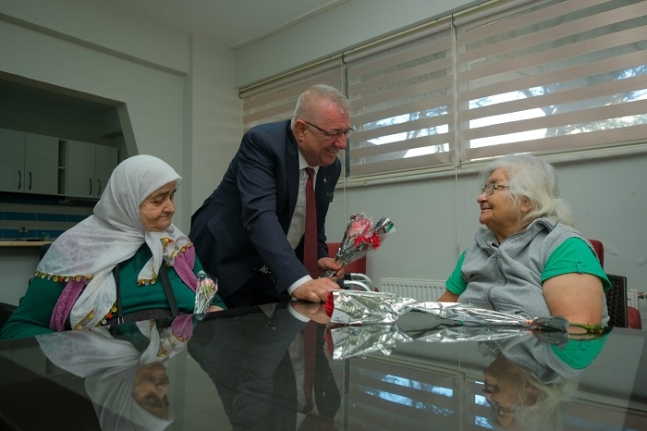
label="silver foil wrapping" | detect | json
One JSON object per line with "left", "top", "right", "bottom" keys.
{"left": 326, "top": 291, "right": 417, "bottom": 324}
{"left": 410, "top": 302, "right": 568, "bottom": 330}
{"left": 325, "top": 324, "right": 548, "bottom": 360}
{"left": 326, "top": 324, "right": 412, "bottom": 359}
{"left": 327, "top": 290, "right": 568, "bottom": 331}
{"left": 324, "top": 290, "right": 571, "bottom": 359}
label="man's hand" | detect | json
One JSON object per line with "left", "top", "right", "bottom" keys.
{"left": 292, "top": 277, "right": 340, "bottom": 303}
{"left": 318, "top": 257, "right": 344, "bottom": 279}
{"left": 291, "top": 301, "right": 331, "bottom": 324}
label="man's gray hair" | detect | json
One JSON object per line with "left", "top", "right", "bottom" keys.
{"left": 290, "top": 84, "right": 350, "bottom": 130}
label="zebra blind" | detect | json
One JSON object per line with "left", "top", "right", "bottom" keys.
{"left": 240, "top": 0, "right": 647, "bottom": 179}
{"left": 241, "top": 57, "right": 343, "bottom": 133}
{"left": 455, "top": 0, "right": 647, "bottom": 163}
{"left": 345, "top": 19, "right": 456, "bottom": 177}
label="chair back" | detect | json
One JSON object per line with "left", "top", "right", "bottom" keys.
{"left": 589, "top": 239, "right": 604, "bottom": 268}
{"left": 605, "top": 274, "right": 628, "bottom": 328}
{"left": 588, "top": 239, "right": 632, "bottom": 328}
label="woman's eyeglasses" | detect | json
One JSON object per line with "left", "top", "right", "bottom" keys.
{"left": 482, "top": 182, "right": 511, "bottom": 196}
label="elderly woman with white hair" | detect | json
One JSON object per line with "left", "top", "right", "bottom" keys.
{"left": 438, "top": 154, "right": 609, "bottom": 328}
{"left": 1, "top": 154, "right": 225, "bottom": 340}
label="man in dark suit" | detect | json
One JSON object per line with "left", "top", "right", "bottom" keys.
{"left": 189, "top": 84, "right": 350, "bottom": 308}
{"left": 188, "top": 302, "right": 341, "bottom": 431}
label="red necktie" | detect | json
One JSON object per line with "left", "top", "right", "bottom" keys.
{"left": 303, "top": 167, "right": 318, "bottom": 412}
{"left": 302, "top": 320, "right": 317, "bottom": 412}
{"left": 304, "top": 167, "right": 318, "bottom": 278}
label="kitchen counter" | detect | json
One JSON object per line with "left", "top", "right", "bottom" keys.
{"left": 0, "top": 241, "right": 53, "bottom": 247}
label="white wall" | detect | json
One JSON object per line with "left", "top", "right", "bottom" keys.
{"left": 236, "top": 0, "right": 647, "bottom": 324}
{"left": 0, "top": 0, "right": 241, "bottom": 232}
{"left": 235, "top": 0, "right": 479, "bottom": 87}
{"left": 183, "top": 35, "right": 241, "bottom": 220}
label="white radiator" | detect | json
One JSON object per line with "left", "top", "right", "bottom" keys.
{"left": 379, "top": 277, "right": 446, "bottom": 302}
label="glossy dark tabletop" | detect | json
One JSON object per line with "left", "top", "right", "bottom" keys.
{"left": 0, "top": 303, "right": 646, "bottom": 431}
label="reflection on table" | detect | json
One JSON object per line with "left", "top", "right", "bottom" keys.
{"left": 0, "top": 303, "right": 646, "bottom": 430}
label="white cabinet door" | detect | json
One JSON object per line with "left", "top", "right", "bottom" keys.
{"left": 0, "top": 129, "right": 26, "bottom": 192}
{"left": 64, "top": 141, "right": 95, "bottom": 198}
{"left": 65, "top": 141, "right": 118, "bottom": 198}
{"left": 24, "top": 133, "right": 59, "bottom": 195}
{"left": 0, "top": 129, "right": 60, "bottom": 195}
{"left": 93, "top": 145, "right": 118, "bottom": 198}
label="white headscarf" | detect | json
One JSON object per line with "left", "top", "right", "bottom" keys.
{"left": 37, "top": 321, "right": 187, "bottom": 431}
{"left": 37, "top": 154, "right": 190, "bottom": 329}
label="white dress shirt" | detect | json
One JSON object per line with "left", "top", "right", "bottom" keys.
{"left": 286, "top": 151, "right": 319, "bottom": 294}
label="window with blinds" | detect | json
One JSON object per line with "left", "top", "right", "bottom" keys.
{"left": 240, "top": 0, "right": 647, "bottom": 180}
{"left": 241, "top": 58, "right": 343, "bottom": 133}
{"left": 345, "top": 359, "right": 468, "bottom": 430}
{"left": 343, "top": 357, "right": 647, "bottom": 431}
{"left": 456, "top": 0, "right": 647, "bottom": 164}
{"left": 345, "top": 20, "right": 455, "bottom": 177}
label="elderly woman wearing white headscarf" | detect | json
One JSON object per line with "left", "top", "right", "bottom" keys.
{"left": 37, "top": 318, "right": 192, "bottom": 431}
{"left": 1, "top": 155, "right": 225, "bottom": 340}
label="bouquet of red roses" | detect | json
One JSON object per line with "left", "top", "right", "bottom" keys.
{"left": 324, "top": 213, "right": 395, "bottom": 278}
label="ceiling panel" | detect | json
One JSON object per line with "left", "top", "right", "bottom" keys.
{"left": 108, "top": 0, "right": 348, "bottom": 48}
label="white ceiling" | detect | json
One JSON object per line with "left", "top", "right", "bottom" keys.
{"left": 109, "top": 0, "right": 348, "bottom": 49}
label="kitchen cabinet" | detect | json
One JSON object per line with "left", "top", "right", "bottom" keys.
{"left": 93, "top": 145, "right": 118, "bottom": 197}
{"left": 0, "top": 128, "right": 23, "bottom": 193}
{"left": 63, "top": 141, "right": 118, "bottom": 199}
{"left": 0, "top": 129, "right": 59, "bottom": 195}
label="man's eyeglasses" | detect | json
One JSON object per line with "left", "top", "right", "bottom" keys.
{"left": 304, "top": 121, "right": 354, "bottom": 140}
{"left": 482, "top": 182, "right": 511, "bottom": 196}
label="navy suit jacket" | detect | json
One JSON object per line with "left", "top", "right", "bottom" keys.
{"left": 189, "top": 305, "right": 341, "bottom": 430}
{"left": 189, "top": 120, "right": 341, "bottom": 302}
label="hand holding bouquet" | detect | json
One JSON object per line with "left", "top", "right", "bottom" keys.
{"left": 325, "top": 213, "right": 396, "bottom": 278}
{"left": 194, "top": 271, "right": 218, "bottom": 317}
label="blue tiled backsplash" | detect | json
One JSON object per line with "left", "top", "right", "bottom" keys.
{"left": 0, "top": 193, "right": 93, "bottom": 240}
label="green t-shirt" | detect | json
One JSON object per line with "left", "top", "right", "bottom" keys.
{"left": 1, "top": 245, "right": 226, "bottom": 340}
{"left": 550, "top": 333, "right": 610, "bottom": 369}
{"left": 446, "top": 237, "right": 610, "bottom": 295}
